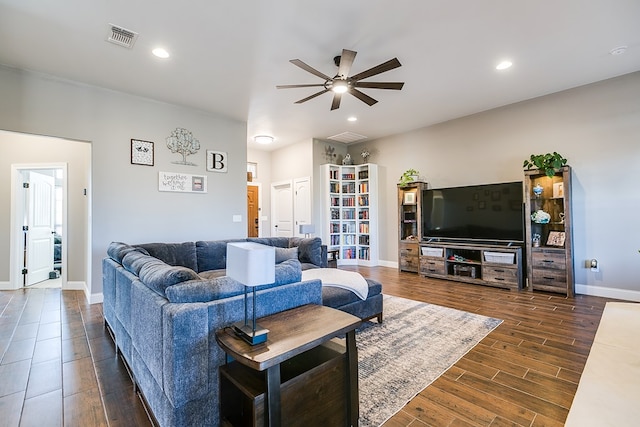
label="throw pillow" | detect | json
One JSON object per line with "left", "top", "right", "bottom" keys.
{"left": 275, "top": 247, "right": 298, "bottom": 264}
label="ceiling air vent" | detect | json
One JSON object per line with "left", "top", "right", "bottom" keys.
{"left": 327, "top": 131, "right": 368, "bottom": 144}
{"left": 106, "top": 24, "right": 138, "bottom": 49}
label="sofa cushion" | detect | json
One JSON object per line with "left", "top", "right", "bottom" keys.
{"left": 275, "top": 247, "right": 298, "bottom": 264}
{"left": 122, "top": 251, "right": 158, "bottom": 276}
{"left": 247, "top": 237, "right": 290, "bottom": 248}
{"left": 165, "top": 259, "right": 303, "bottom": 303}
{"left": 107, "top": 242, "right": 149, "bottom": 264}
{"left": 288, "top": 237, "right": 323, "bottom": 266}
{"left": 136, "top": 242, "right": 198, "bottom": 271}
{"left": 195, "top": 239, "right": 246, "bottom": 272}
{"left": 198, "top": 269, "right": 226, "bottom": 280}
{"left": 138, "top": 259, "right": 200, "bottom": 297}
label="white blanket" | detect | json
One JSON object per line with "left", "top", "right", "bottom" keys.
{"left": 301, "top": 268, "right": 369, "bottom": 300}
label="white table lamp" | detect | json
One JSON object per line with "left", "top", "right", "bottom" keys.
{"left": 299, "top": 224, "right": 315, "bottom": 238}
{"left": 226, "top": 242, "right": 275, "bottom": 345}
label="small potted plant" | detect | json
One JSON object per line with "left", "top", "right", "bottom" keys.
{"left": 523, "top": 152, "right": 567, "bottom": 178}
{"left": 398, "top": 169, "right": 420, "bottom": 187}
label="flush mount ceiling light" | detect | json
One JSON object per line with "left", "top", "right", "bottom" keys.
{"left": 347, "top": 116, "right": 358, "bottom": 122}
{"left": 254, "top": 135, "right": 274, "bottom": 144}
{"left": 496, "top": 60, "right": 513, "bottom": 70}
{"left": 152, "top": 47, "right": 170, "bottom": 58}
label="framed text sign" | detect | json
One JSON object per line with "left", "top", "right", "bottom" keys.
{"left": 158, "top": 171, "right": 207, "bottom": 193}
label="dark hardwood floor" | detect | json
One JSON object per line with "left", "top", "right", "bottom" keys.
{"left": 0, "top": 267, "right": 615, "bottom": 426}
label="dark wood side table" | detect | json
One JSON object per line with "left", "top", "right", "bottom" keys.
{"left": 327, "top": 249, "right": 339, "bottom": 268}
{"left": 216, "top": 304, "right": 360, "bottom": 426}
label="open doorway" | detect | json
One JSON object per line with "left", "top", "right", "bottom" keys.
{"left": 11, "top": 164, "right": 67, "bottom": 289}
{"left": 247, "top": 183, "right": 262, "bottom": 237}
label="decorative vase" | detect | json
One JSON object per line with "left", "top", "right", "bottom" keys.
{"left": 533, "top": 184, "right": 543, "bottom": 198}
{"left": 531, "top": 209, "right": 551, "bottom": 224}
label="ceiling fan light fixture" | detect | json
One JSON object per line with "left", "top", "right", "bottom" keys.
{"left": 331, "top": 80, "right": 349, "bottom": 94}
{"left": 254, "top": 135, "right": 274, "bottom": 145}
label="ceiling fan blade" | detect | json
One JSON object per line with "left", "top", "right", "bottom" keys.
{"left": 290, "top": 59, "right": 332, "bottom": 81}
{"left": 295, "top": 89, "right": 330, "bottom": 104}
{"left": 350, "top": 89, "right": 378, "bottom": 106}
{"left": 354, "top": 81, "right": 405, "bottom": 90}
{"left": 276, "top": 84, "right": 327, "bottom": 89}
{"left": 350, "top": 58, "right": 402, "bottom": 82}
{"left": 336, "top": 49, "right": 357, "bottom": 79}
{"left": 331, "top": 93, "right": 342, "bottom": 110}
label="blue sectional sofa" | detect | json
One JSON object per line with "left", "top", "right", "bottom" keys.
{"left": 102, "top": 237, "right": 382, "bottom": 427}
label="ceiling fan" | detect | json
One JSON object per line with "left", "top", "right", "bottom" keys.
{"left": 276, "top": 49, "right": 404, "bottom": 110}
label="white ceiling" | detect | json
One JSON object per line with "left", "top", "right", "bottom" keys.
{"left": 1, "top": 1, "right": 639, "bottom": 151}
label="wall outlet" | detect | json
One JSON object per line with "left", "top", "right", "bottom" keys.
{"left": 232, "top": 215, "right": 242, "bottom": 223}
{"left": 589, "top": 259, "right": 599, "bottom": 272}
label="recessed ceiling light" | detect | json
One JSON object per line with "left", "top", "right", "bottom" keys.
{"left": 347, "top": 116, "right": 357, "bottom": 122}
{"left": 152, "top": 48, "right": 170, "bottom": 59}
{"left": 609, "top": 46, "right": 627, "bottom": 56}
{"left": 254, "top": 135, "right": 274, "bottom": 144}
{"left": 496, "top": 60, "right": 513, "bottom": 70}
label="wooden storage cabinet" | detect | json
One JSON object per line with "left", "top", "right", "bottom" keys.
{"left": 220, "top": 342, "right": 348, "bottom": 426}
{"left": 397, "top": 181, "right": 428, "bottom": 272}
{"left": 420, "top": 243, "right": 523, "bottom": 290}
{"left": 524, "top": 166, "right": 574, "bottom": 296}
{"left": 399, "top": 241, "right": 419, "bottom": 272}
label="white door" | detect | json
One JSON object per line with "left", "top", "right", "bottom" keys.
{"left": 294, "top": 177, "right": 312, "bottom": 236}
{"left": 25, "top": 171, "right": 55, "bottom": 285}
{"left": 271, "top": 181, "right": 293, "bottom": 237}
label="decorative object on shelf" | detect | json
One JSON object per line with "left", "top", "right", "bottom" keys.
{"left": 342, "top": 153, "right": 353, "bottom": 165}
{"left": 559, "top": 212, "right": 565, "bottom": 224}
{"left": 531, "top": 209, "right": 551, "bottom": 224}
{"left": 533, "top": 183, "right": 543, "bottom": 198}
{"left": 226, "top": 242, "right": 275, "bottom": 345}
{"left": 547, "top": 231, "right": 566, "bottom": 247}
{"left": 553, "top": 182, "right": 564, "bottom": 198}
{"left": 523, "top": 152, "right": 568, "bottom": 178}
{"left": 532, "top": 233, "right": 541, "bottom": 247}
{"left": 166, "top": 127, "right": 200, "bottom": 166}
{"left": 131, "top": 139, "right": 154, "bottom": 166}
{"left": 360, "top": 148, "right": 370, "bottom": 163}
{"left": 398, "top": 168, "right": 420, "bottom": 187}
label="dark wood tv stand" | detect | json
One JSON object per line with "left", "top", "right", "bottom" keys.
{"left": 419, "top": 241, "right": 523, "bottom": 290}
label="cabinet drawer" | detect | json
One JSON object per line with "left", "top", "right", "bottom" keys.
{"left": 531, "top": 268, "right": 567, "bottom": 289}
{"left": 399, "top": 242, "right": 419, "bottom": 256}
{"left": 532, "top": 250, "right": 566, "bottom": 270}
{"left": 482, "top": 266, "right": 518, "bottom": 285}
{"left": 420, "top": 259, "right": 446, "bottom": 275}
{"left": 400, "top": 256, "right": 419, "bottom": 269}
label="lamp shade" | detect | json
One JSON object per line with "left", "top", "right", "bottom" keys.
{"left": 226, "top": 242, "right": 275, "bottom": 287}
{"left": 299, "top": 224, "right": 315, "bottom": 235}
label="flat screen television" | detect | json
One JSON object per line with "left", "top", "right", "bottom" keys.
{"left": 422, "top": 181, "right": 524, "bottom": 243}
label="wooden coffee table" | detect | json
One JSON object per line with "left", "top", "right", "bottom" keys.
{"left": 216, "top": 304, "right": 360, "bottom": 426}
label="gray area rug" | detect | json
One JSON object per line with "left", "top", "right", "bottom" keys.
{"left": 357, "top": 295, "right": 502, "bottom": 426}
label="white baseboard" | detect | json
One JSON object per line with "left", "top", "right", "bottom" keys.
{"left": 0, "top": 281, "right": 13, "bottom": 290}
{"left": 575, "top": 283, "right": 640, "bottom": 302}
{"left": 378, "top": 260, "right": 398, "bottom": 269}
{"left": 63, "top": 281, "right": 86, "bottom": 291}
{"left": 88, "top": 292, "right": 104, "bottom": 305}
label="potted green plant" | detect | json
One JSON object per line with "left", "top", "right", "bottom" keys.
{"left": 523, "top": 152, "right": 568, "bottom": 178}
{"left": 398, "top": 169, "right": 420, "bottom": 187}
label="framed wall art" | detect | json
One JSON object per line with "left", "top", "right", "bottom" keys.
{"left": 403, "top": 191, "right": 417, "bottom": 205}
{"left": 131, "top": 139, "right": 154, "bottom": 166}
{"left": 247, "top": 162, "right": 258, "bottom": 180}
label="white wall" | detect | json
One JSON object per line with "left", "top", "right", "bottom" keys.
{"left": 348, "top": 72, "right": 640, "bottom": 299}
{"left": 0, "top": 65, "right": 247, "bottom": 301}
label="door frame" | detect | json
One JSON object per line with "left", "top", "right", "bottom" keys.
{"left": 247, "top": 182, "right": 262, "bottom": 237}
{"left": 10, "top": 163, "right": 68, "bottom": 290}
